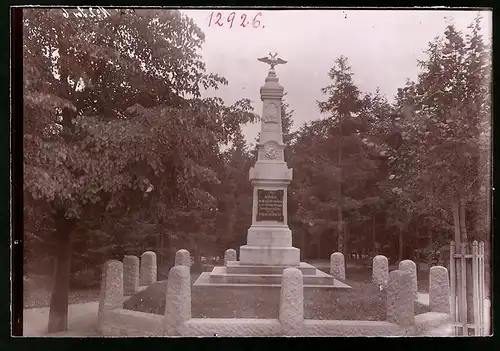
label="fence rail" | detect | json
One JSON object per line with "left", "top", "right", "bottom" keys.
{"left": 449, "top": 241, "right": 485, "bottom": 336}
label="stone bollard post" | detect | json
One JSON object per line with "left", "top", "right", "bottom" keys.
{"left": 279, "top": 268, "right": 304, "bottom": 335}
{"left": 175, "top": 249, "right": 191, "bottom": 267}
{"left": 330, "top": 252, "right": 346, "bottom": 281}
{"left": 164, "top": 266, "right": 191, "bottom": 336}
{"left": 372, "top": 255, "right": 389, "bottom": 289}
{"left": 429, "top": 266, "right": 451, "bottom": 313}
{"left": 123, "top": 255, "right": 139, "bottom": 296}
{"left": 98, "top": 260, "right": 124, "bottom": 315}
{"left": 386, "top": 270, "right": 415, "bottom": 326}
{"left": 140, "top": 251, "right": 157, "bottom": 286}
{"left": 224, "top": 249, "right": 237, "bottom": 266}
{"left": 399, "top": 259, "right": 418, "bottom": 300}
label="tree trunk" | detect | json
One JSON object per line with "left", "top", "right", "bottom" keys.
{"left": 344, "top": 223, "right": 349, "bottom": 261}
{"left": 301, "top": 230, "right": 306, "bottom": 261}
{"left": 317, "top": 235, "right": 321, "bottom": 259}
{"left": 337, "top": 132, "right": 343, "bottom": 253}
{"left": 155, "top": 233, "right": 160, "bottom": 264}
{"left": 451, "top": 193, "right": 464, "bottom": 334}
{"left": 47, "top": 212, "right": 75, "bottom": 333}
{"left": 372, "top": 210, "right": 376, "bottom": 256}
{"left": 398, "top": 227, "right": 403, "bottom": 263}
{"left": 458, "top": 189, "right": 475, "bottom": 334}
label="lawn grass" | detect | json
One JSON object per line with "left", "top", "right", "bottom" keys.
{"left": 123, "top": 269, "right": 430, "bottom": 321}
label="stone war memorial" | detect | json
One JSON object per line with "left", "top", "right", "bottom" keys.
{"left": 193, "top": 53, "right": 350, "bottom": 290}
{"left": 95, "top": 54, "right": 458, "bottom": 337}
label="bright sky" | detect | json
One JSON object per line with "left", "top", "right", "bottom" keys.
{"left": 181, "top": 9, "right": 492, "bottom": 146}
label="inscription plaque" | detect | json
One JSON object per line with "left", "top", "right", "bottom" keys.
{"left": 256, "top": 189, "right": 284, "bottom": 222}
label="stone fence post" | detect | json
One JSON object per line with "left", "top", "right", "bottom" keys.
{"left": 279, "top": 267, "right": 304, "bottom": 335}
{"left": 164, "top": 265, "right": 191, "bottom": 336}
{"left": 98, "top": 260, "right": 124, "bottom": 317}
{"left": 140, "top": 251, "right": 157, "bottom": 286}
{"left": 399, "top": 259, "right": 418, "bottom": 300}
{"left": 429, "top": 266, "right": 451, "bottom": 313}
{"left": 175, "top": 249, "right": 191, "bottom": 267}
{"left": 386, "top": 270, "right": 414, "bottom": 326}
{"left": 330, "top": 252, "right": 346, "bottom": 281}
{"left": 372, "top": 255, "right": 389, "bottom": 289}
{"left": 123, "top": 255, "right": 139, "bottom": 296}
{"left": 224, "top": 249, "right": 237, "bottom": 266}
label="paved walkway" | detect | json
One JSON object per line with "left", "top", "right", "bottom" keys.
{"left": 417, "top": 293, "right": 491, "bottom": 336}
{"left": 23, "top": 301, "right": 100, "bottom": 337}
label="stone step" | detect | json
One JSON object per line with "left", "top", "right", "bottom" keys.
{"left": 209, "top": 266, "right": 334, "bottom": 286}
{"left": 193, "top": 272, "right": 352, "bottom": 290}
{"left": 225, "top": 261, "right": 317, "bottom": 275}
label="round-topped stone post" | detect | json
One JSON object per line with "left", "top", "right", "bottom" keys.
{"left": 399, "top": 259, "right": 418, "bottom": 300}
{"left": 372, "top": 255, "right": 389, "bottom": 289}
{"left": 164, "top": 265, "right": 191, "bottom": 336}
{"left": 330, "top": 252, "right": 346, "bottom": 281}
{"left": 175, "top": 249, "right": 191, "bottom": 267}
{"left": 279, "top": 267, "right": 304, "bottom": 335}
{"left": 98, "top": 260, "right": 124, "bottom": 313}
{"left": 386, "top": 270, "right": 415, "bottom": 326}
{"left": 224, "top": 249, "right": 237, "bottom": 266}
{"left": 140, "top": 251, "right": 157, "bottom": 286}
{"left": 123, "top": 255, "right": 139, "bottom": 296}
{"left": 429, "top": 265, "right": 451, "bottom": 313}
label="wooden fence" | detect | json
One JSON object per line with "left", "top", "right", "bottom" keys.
{"left": 449, "top": 240, "right": 486, "bottom": 336}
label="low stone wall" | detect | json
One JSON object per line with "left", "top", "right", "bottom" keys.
{"left": 300, "top": 320, "right": 409, "bottom": 336}
{"left": 98, "top": 250, "right": 451, "bottom": 337}
{"left": 181, "top": 318, "right": 282, "bottom": 337}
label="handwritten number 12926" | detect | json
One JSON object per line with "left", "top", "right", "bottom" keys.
{"left": 208, "top": 12, "right": 263, "bottom": 28}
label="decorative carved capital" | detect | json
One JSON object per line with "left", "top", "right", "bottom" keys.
{"left": 259, "top": 144, "right": 283, "bottom": 161}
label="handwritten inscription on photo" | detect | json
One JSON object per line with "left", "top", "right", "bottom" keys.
{"left": 61, "top": 7, "right": 113, "bottom": 19}
{"left": 208, "top": 12, "right": 264, "bottom": 29}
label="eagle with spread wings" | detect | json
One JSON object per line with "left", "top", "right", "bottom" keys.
{"left": 257, "top": 52, "right": 287, "bottom": 69}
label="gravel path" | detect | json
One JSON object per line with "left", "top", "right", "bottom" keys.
{"left": 416, "top": 293, "right": 491, "bottom": 336}
{"left": 23, "top": 301, "right": 100, "bottom": 337}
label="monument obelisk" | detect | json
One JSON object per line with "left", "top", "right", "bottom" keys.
{"left": 194, "top": 54, "right": 350, "bottom": 289}
{"left": 238, "top": 53, "right": 300, "bottom": 266}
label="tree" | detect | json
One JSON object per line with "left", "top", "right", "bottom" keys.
{"left": 394, "top": 16, "right": 490, "bottom": 247}
{"left": 389, "top": 15, "right": 491, "bottom": 330}
{"left": 316, "top": 56, "right": 368, "bottom": 255}
{"left": 23, "top": 8, "right": 256, "bottom": 332}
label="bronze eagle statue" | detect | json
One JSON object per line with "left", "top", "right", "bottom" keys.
{"left": 257, "top": 52, "right": 287, "bottom": 69}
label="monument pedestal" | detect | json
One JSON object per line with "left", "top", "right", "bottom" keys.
{"left": 239, "top": 245, "right": 300, "bottom": 266}
{"left": 240, "top": 225, "right": 300, "bottom": 266}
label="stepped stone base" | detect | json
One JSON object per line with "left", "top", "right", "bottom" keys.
{"left": 226, "top": 261, "right": 317, "bottom": 275}
{"left": 193, "top": 261, "right": 352, "bottom": 290}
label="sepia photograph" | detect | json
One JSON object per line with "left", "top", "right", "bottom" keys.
{"left": 17, "top": 7, "right": 492, "bottom": 337}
